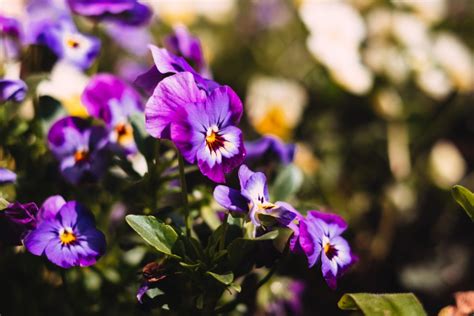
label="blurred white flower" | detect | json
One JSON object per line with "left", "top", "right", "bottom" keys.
{"left": 300, "top": 0, "right": 373, "bottom": 94}
{"left": 393, "top": 0, "right": 447, "bottom": 25}
{"left": 429, "top": 140, "right": 466, "bottom": 189}
{"left": 392, "top": 12, "right": 431, "bottom": 49}
{"left": 37, "top": 61, "right": 89, "bottom": 117}
{"left": 415, "top": 65, "right": 453, "bottom": 100}
{"left": 433, "top": 32, "right": 474, "bottom": 93}
{"left": 245, "top": 75, "right": 307, "bottom": 140}
{"left": 149, "top": 0, "right": 236, "bottom": 25}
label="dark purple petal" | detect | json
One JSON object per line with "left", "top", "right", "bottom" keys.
{"left": 164, "top": 25, "right": 210, "bottom": 77}
{"left": 213, "top": 185, "right": 249, "bottom": 213}
{"left": 245, "top": 135, "right": 295, "bottom": 165}
{"left": 39, "top": 195, "right": 67, "bottom": 221}
{"left": 145, "top": 72, "right": 206, "bottom": 139}
{"left": 1, "top": 201, "right": 38, "bottom": 245}
{"left": 0, "top": 79, "right": 27, "bottom": 103}
{"left": 67, "top": 0, "right": 152, "bottom": 26}
{"left": 137, "top": 282, "right": 149, "bottom": 303}
{"left": 0, "top": 168, "right": 16, "bottom": 184}
{"left": 0, "top": 14, "right": 22, "bottom": 38}
{"left": 134, "top": 66, "right": 167, "bottom": 95}
{"left": 297, "top": 219, "right": 322, "bottom": 268}
{"left": 48, "top": 116, "right": 89, "bottom": 157}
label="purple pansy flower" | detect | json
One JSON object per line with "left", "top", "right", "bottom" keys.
{"left": 67, "top": 0, "right": 152, "bottom": 26}
{"left": 295, "top": 211, "right": 357, "bottom": 289}
{"left": 0, "top": 14, "right": 23, "bottom": 60}
{"left": 164, "top": 25, "right": 211, "bottom": 78}
{"left": 0, "top": 202, "right": 38, "bottom": 246}
{"left": 31, "top": 16, "right": 100, "bottom": 70}
{"left": 146, "top": 72, "right": 245, "bottom": 182}
{"left": 214, "top": 165, "right": 301, "bottom": 230}
{"left": 245, "top": 135, "right": 295, "bottom": 165}
{"left": 48, "top": 116, "right": 109, "bottom": 184}
{"left": 135, "top": 45, "right": 218, "bottom": 96}
{"left": 24, "top": 198, "right": 106, "bottom": 268}
{"left": 0, "top": 79, "right": 27, "bottom": 104}
{"left": 82, "top": 74, "right": 143, "bottom": 155}
{"left": 0, "top": 168, "right": 17, "bottom": 184}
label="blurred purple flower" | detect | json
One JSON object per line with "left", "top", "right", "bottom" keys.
{"left": 0, "top": 202, "right": 38, "bottom": 246}
{"left": 164, "top": 25, "right": 211, "bottom": 78}
{"left": 245, "top": 135, "right": 295, "bottom": 165}
{"left": 295, "top": 211, "right": 357, "bottom": 289}
{"left": 24, "top": 199, "right": 106, "bottom": 268}
{"left": 214, "top": 165, "right": 301, "bottom": 229}
{"left": 146, "top": 72, "right": 245, "bottom": 182}
{"left": 266, "top": 279, "right": 305, "bottom": 316}
{"left": 135, "top": 45, "right": 218, "bottom": 95}
{"left": 31, "top": 16, "right": 100, "bottom": 69}
{"left": 0, "top": 79, "right": 27, "bottom": 104}
{"left": 82, "top": 74, "right": 143, "bottom": 155}
{"left": 104, "top": 23, "right": 152, "bottom": 57}
{"left": 0, "top": 14, "right": 23, "bottom": 60}
{"left": 0, "top": 168, "right": 17, "bottom": 184}
{"left": 67, "top": 0, "right": 152, "bottom": 26}
{"left": 48, "top": 116, "right": 109, "bottom": 184}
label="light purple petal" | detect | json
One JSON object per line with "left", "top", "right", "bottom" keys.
{"left": 145, "top": 72, "right": 206, "bottom": 139}
{"left": 39, "top": 195, "right": 67, "bottom": 221}
{"left": 241, "top": 171, "right": 269, "bottom": 203}
{"left": 0, "top": 79, "right": 27, "bottom": 103}
{"left": 213, "top": 185, "right": 249, "bottom": 213}
{"left": 0, "top": 168, "right": 16, "bottom": 184}
{"left": 24, "top": 220, "right": 59, "bottom": 256}
{"left": 298, "top": 219, "right": 322, "bottom": 267}
{"left": 307, "top": 210, "right": 348, "bottom": 237}
{"left": 45, "top": 239, "right": 77, "bottom": 268}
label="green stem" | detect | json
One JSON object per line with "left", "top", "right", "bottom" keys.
{"left": 219, "top": 213, "right": 229, "bottom": 251}
{"left": 176, "top": 147, "right": 191, "bottom": 237}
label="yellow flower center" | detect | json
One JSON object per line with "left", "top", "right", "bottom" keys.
{"left": 59, "top": 228, "right": 76, "bottom": 245}
{"left": 255, "top": 105, "right": 292, "bottom": 140}
{"left": 205, "top": 127, "right": 225, "bottom": 152}
{"left": 74, "top": 149, "right": 89, "bottom": 163}
{"left": 323, "top": 241, "right": 338, "bottom": 259}
{"left": 66, "top": 38, "right": 80, "bottom": 49}
{"left": 115, "top": 123, "right": 133, "bottom": 145}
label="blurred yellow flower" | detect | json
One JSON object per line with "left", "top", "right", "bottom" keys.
{"left": 37, "top": 61, "right": 89, "bottom": 117}
{"left": 245, "top": 76, "right": 307, "bottom": 140}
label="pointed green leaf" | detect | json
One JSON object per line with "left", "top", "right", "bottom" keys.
{"left": 271, "top": 164, "right": 303, "bottom": 201}
{"left": 125, "top": 215, "right": 179, "bottom": 257}
{"left": 248, "top": 230, "right": 279, "bottom": 241}
{"left": 206, "top": 271, "right": 234, "bottom": 285}
{"left": 338, "top": 293, "right": 427, "bottom": 316}
{"left": 451, "top": 185, "right": 474, "bottom": 221}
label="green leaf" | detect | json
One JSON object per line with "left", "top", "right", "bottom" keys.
{"left": 0, "top": 198, "right": 9, "bottom": 211}
{"left": 37, "top": 96, "right": 67, "bottom": 134}
{"left": 338, "top": 293, "right": 427, "bottom": 316}
{"left": 451, "top": 185, "right": 474, "bottom": 222}
{"left": 206, "top": 271, "right": 234, "bottom": 285}
{"left": 270, "top": 164, "right": 303, "bottom": 201}
{"left": 125, "top": 215, "right": 179, "bottom": 257}
{"left": 248, "top": 230, "right": 279, "bottom": 241}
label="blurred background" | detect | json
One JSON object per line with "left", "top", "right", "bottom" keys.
{"left": 1, "top": 0, "right": 473, "bottom": 315}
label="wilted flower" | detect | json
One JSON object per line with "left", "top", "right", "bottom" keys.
{"left": 82, "top": 74, "right": 143, "bottom": 155}
{"left": 164, "top": 24, "right": 210, "bottom": 78}
{"left": 146, "top": 72, "right": 245, "bottom": 182}
{"left": 245, "top": 76, "right": 307, "bottom": 140}
{"left": 214, "top": 165, "right": 300, "bottom": 231}
{"left": 245, "top": 135, "right": 295, "bottom": 166}
{"left": 137, "top": 261, "right": 168, "bottom": 303}
{"left": 31, "top": 16, "right": 100, "bottom": 70}
{"left": 0, "top": 201, "right": 38, "bottom": 246}
{"left": 67, "top": 0, "right": 152, "bottom": 26}
{"left": 0, "top": 79, "right": 27, "bottom": 103}
{"left": 0, "top": 168, "right": 17, "bottom": 184}
{"left": 48, "top": 116, "right": 109, "bottom": 184}
{"left": 293, "top": 211, "right": 357, "bottom": 289}
{"left": 24, "top": 198, "right": 106, "bottom": 268}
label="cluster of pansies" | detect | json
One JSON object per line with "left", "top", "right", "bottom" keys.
{"left": 0, "top": 0, "right": 361, "bottom": 313}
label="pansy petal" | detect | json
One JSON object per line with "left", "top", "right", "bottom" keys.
{"left": 321, "top": 253, "right": 339, "bottom": 289}
{"left": 145, "top": 72, "right": 206, "bottom": 139}
{"left": 40, "top": 195, "right": 67, "bottom": 221}
{"left": 0, "top": 168, "right": 16, "bottom": 184}
{"left": 24, "top": 220, "right": 59, "bottom": 256}
{"left": 298, "top": 219, "right": 322, "bottom": 267}
{"left": 205, "top": 85, "right": 243, "bottom": 125}
{"left": 45, "top": 240, "right": 77, "bottom": 268}
{"left": 307, "top": 210, "right": 348, "bottom": 236}
{"left": 241, "top": 171, "right": 269, "bottom": 203}
{"left": 238, "top": 165, "right": 255, "bottom": 190}
{"left": 213, "top": 185, "right": 249, "bottom": 213}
